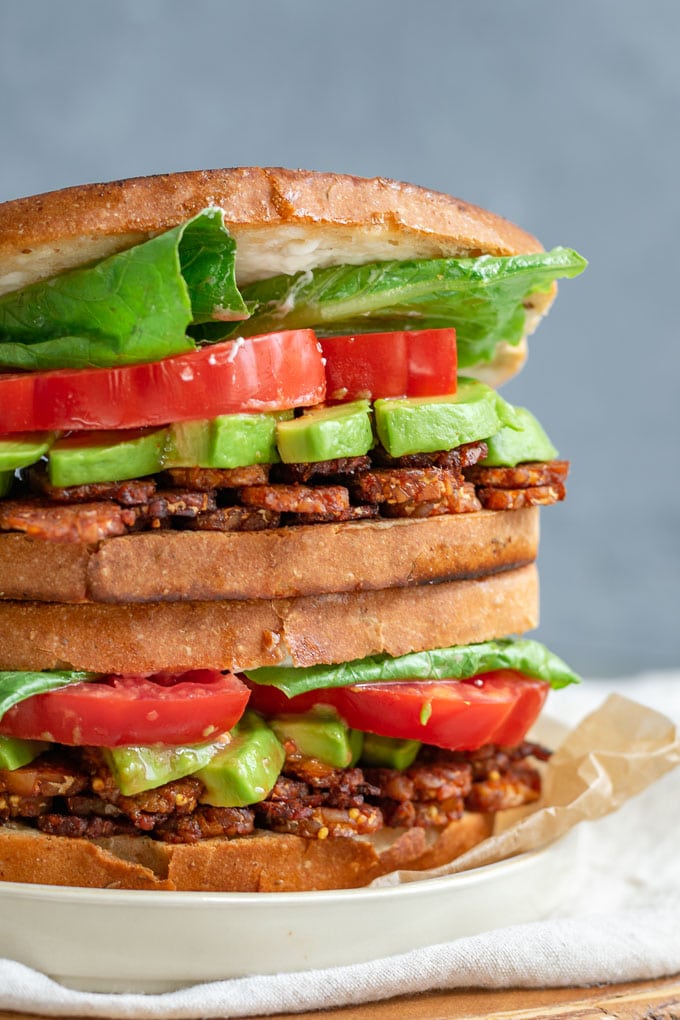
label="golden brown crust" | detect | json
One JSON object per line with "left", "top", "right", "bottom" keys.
{"left": 0, "top": 508, "right": 539, "bottom": 604}
{"left": 0, "top": 824, "right": 172, "bottom": 890}
{"left": 0, "top": 167, "right": 542, "bottom": 284}
{"left": 0, "top": 168, "right": 554, "bottom": 384}
{"left": 0, "top": 534, "right": 90, "bottom": 602}
{"left": 0, "top": 814, "right": 493, "bottom": 891}
{"left": 0, "top": 564, "right": 538, "bottom": 673}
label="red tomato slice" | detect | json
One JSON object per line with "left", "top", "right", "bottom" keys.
{"left": 246, "top": 671, "right": 548, "bottom": 751}
{"left": 0, "top": 670, "right": 250, "bottom": 746}
{"left": 0, "top": 331, "right": 326, "bottom": 434}
{"left": 319, "top": 328, "right": 457, "bottom": 402}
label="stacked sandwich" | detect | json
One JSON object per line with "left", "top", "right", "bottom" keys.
{"left": 0, "top": 169, "right": 585, "bottom": 890}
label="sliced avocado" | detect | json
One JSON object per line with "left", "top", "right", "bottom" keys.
{"left": 196, "top": 711, "right": 285, "bottom": 807}
{"left": 373, "top": 379, "right": 519, "bottom": 458}
{"left": 0, "top": 734, "right": 49, "bottom": 770}
{"left": 348, "top": 727, "right": 364, "bottom": 767}
{"left": 0, "top": 470, "right": 13, "bottom": 498}
{"left": 167, "top": 411, "right": 292, "bottom": 469}
{"left": 49, "top": 427, "right": 169, "bottom": 487}
{"left": 0, "top": 432, "right": 56, "bottom": 471}
{"left": 103, "top": 734, "right": 230, "bottom": 796}
{"left": 269, "top": 707, "right": 364, "bottom": 768}
{"left": 276, "top": 400, "right": 373, "bottom": 463}
{"left": 482, "top": 406, "right": 558, "bottom": 467}
{"left": 360, "top": 733, "right": 421, "bottom": 770}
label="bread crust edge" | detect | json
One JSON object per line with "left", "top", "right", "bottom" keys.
{"left": 0, "top": 508, "right": 539, "bottom": 604}
{"left": 0, "top": 813, "right": 494, "bottom": 892}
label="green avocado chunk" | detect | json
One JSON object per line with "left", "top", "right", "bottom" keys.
{"left": 276, "top": 400, "right": 373, "bottom": 464}
{"left": 196, "top": 711, "right": 285, "bottom": 807}
{"left": 269, "top": 708, "right": 364, "bottom": 768}
{"left": 166, "top": 411, "right": 291, "bottom": 469}
{"left": 0, "top": 734, "right": 49, "bottom": 770}
{"left": 360, "top": 733, "right": 421, "bottom": 770}
{"left": 49, "top": 427, "right": 169, "bottom": 487}
{"left": 482, "top": 406, "right": 558, "bottom": 467}
{"left": 103, "top": 735, "right": 231, "bottom": 797}
{"left": 373, "top": 379, "right": 519, "bottom": 458}
{"left": 0, "top": 432, "right": 56, "bottom": 471}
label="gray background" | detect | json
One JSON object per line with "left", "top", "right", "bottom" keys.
{"left": 1, "top": 0, "right": 678, "bottom": 678}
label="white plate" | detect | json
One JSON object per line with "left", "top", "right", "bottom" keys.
{"left": 0, "top": 717, "right": 576, "bottom": 993}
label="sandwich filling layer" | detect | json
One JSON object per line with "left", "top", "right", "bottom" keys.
{"left": 0, "top": 170, "right": 585, "bottom": 889}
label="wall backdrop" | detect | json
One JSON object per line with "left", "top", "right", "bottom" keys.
{"left": 1, "top": 0, "right": 678, "bottom": 677}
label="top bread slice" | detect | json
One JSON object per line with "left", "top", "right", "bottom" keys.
{"left": 0, "top": 168, "right": 555, "bottom": 385}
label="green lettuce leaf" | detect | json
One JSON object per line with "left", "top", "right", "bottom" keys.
{"left": 244, "top": 639, "right": 580, "bottom": 698}
{"left": 0, "top": 671, "right": 97, "bottom": 721}
{"left": 226, "top": 247, "right": 586, "bottom": 369}
{"left": 0, "top": 209, "right": 246, "bottom": 370}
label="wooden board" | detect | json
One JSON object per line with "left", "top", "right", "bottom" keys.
{"left": 1, "top": 975, "right": 679, "bottom": 1019}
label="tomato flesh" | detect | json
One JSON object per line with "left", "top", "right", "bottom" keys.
{"left": 0, "top": 670, "right": 250, "bottom": 746}
{"left": 0, "top": 331, "right": 326, "bottom": 434}
{"left": 320, "top": 328, "right": 457, "bottom": 402}
{"left": 245, "top": 671, "right": 548, "bottom": 751}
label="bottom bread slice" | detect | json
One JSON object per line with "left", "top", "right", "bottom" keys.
{"left": 0, "top": 814, "right": 494, "bottom": 891}
{"left": 0, "top": 564, "right": 538, "bottom": 672}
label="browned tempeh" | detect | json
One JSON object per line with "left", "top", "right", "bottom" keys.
{"left": 465, "top": 763, "right": 542, "bottom": 812}
{"left": 286, "top": 504, "right": 379, "bottom": 525}
{"left": 27, "top": 467, "right": 157, "bottom": 505}
{"left": 353, "top": 467, "right": 463, "bottom": 505}
{"left": 465, "top": 459, "right": 570, "bottom": 489}
{"left": 0, "top": 500, "right": 137, "bottom": 543}
{"left": 141, "top": 490, "right": 217, "bottom": 521}
{"left": 163, "top": 465, "right": 270, "bottom": 489}
{"left": 381, "top": 483, "right": 481, "bottom": 518}
{"left": 477, "top": 482, "right": 567, "bottom": 510}
{"left": 239, "top": 483, "right": 350, "bottom": 515}
{"left": 191, "top": 506, "right": 281, "bottom": 532}
{"left": 276, "top": 456, "right": 371, "bottom": 484}
{"left": 372, "top": 440, "right": 488, "bottom": 474}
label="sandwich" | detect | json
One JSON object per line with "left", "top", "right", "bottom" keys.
{"left": 0, "top": 168, "right": 585, "bottom": 891}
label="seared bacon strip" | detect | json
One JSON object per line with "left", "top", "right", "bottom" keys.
{"left": 0, "top": 757, "right": 89, "bottom": 822}
{"left": 0, "top": 499, "right": 138, "bottom": 542}
{"left": 191, "top": 506, "right": 281, "bottom": 532}
{"left": 37, "top": 814, "right": 129, "bottom": 838}
{"left": 256, "top": 801, "right": 383, "bottom": 839}
{"left": 277, "top": 456, "right": 371, "bottom": 484}
{"left": 0, "top": 758, "right": 87, "bottom": 799}
{"left": 154, "top": 806, "right": 255, "bottom": 844}
{"left": 372, "top": 441, "right": 488, "bottom": 473}
{"left": 287, "top": 504, "right": 379, "bottom": 525}
{"left": 477, "top": 482, "right": 566, "bottom": 511}
{"left": 381, "top": 484, "right": 481, "bottom": 518}
{"left": 379, "top": 797, "right": 465, "bottom": 829}
{"left": 27, "top": 467, "right": 157, "bottom": 506}
{"left": 465, "top": 460, "right": 570, "bottom": 489}
{"left": 239, "top": 483, "right": 350, "bottom": 515}
{"left": 353, "top": 467, "right": 464, "bottom": 506}
{"left": 465, "top": 763, "right": 542, "bottom": 812}
{"left": 164, "top": 465, "right": 270, "bottom": 489}
{"left": 1, "top": 795, "right": 54, "bottom": 820}
{"left": 365, "top": 761, "right": 472, "bottom": 803}
{"left": 140, "top": 490, "right": 217, "bottom": 523}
